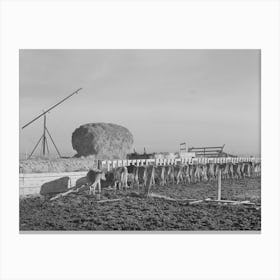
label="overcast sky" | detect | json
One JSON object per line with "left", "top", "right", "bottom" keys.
{"left": 19, "top": 49, "right": 260, "bottom": 157}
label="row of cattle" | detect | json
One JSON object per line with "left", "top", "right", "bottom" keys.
{"left": 82, "top": 161, "right": 261, "bottom": 195}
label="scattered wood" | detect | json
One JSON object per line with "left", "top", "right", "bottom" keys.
{"left": 148, "top": 193, "right": 197, "bottom": 202}
{"left": 96, "top": 198, "right": 123, "bottom": 203}
{"left": 49, "top": 189, "right": 259, "bottom": 208}
{"left": 148, "top": 193, "right": 177, "bottom": 201}
{"left": 189, "top": 200, "right": 204, "bottom": 205}
{"left": 50, "top": 184, "right": 88, "bottom": 201}
{"left": 204, "top": 198, "right": 257, "bottom": 206}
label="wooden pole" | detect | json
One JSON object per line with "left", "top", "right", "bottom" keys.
{"left": 42, "top": 114, "right": 46, "bottom": 156}
{"left": 45, "top": 128, "right": 62, "bottom": 158}
{"left": 218, "top": 169, "right": 222, "bottom": 200}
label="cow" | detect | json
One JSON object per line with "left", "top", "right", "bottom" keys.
{"left": 214, "top": 163, "right": 220, "bottom": 179}
{"left": 137, "top": 166, "right": 148, "bottom": 188}
{"left": 194, "top": 164, "right": 203, "bottom": 183}
{"left": 201, "top": 164, "right": 208, "bottom": 182}
{"left": 127, "top": 164, "right": 139, "bottom": 188}
{"left": 220, "top": 163, "right": 230, "bottom": 180}
{"left": 237, "top": 163, "right": 243, "bottom": 178}
{"left": 135, "top": 165, "right": 155, "bottom": 193}
{"left": 113, "top": 166, "right": 128, "bottom": 190}
{"left": 228, "top": 163, "right": 234, "bottom": 179}
{"left": 189, "top": 164, "right": 196, "bottom": 183}
{"left": 154, "top": 165, "right": 167, "bottom": 186}
{"left": 173, "top": 164, "right": 184, "bottom": 184}
{"left": 254, "top": 162, "right": 261, "bottom": 177}
{"left": 206, "top": 163, "right": 215, "bottom": 181}
{"left": 232, "top": 163, "right": 242, "bottom": 179}
{"left": 182, "top": 164, "right": 191, "bottom": 184}
{"left": 250, "top": 161, "right": 261, "bottom": 177}
{"left": 166, "top": 165, "right": 175, "bottom": 185}
{"left": 241, "top": 162, "right": 252, "bottom": 178}
{"left": 143, "top": 165, "right": 155, "bottom": 195}
{"left": 86, "top": 169, "right": 106, "bottom": 196}
{"left": 104, "top": 166, "right": 128, "bottom": 191}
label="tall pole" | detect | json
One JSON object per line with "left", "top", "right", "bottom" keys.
{"left": 218, "top": 169, "right": 222, "bottom": 200}
{"left": 22, "top": 88, "right": 82, "bottom": 158}
{"left": 43, "top": 114, "right": 46, "bottom": 156}
{"left": 22, "top": 88, "right": 82, "bottom": 129}
{"left": 46, "top": 128, "right": 62, "bottom": 158}
{"left": 28, "top": 135, "right": 44, "bottom": 159}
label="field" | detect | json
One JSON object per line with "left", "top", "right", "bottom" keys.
{"left": 20, "top": 177, "right": 261, "bottom": 231}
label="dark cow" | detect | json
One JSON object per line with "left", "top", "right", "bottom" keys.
{"left": 154, "top": 165, "right": 167, "bottom": 186}
{"left": 86, "top": 169, "right": 106, "bottom": 195}
{"left": 104, "top": 166, "right": 128, "bottom": 190}
{"left": 127, "top": 164, "right": 139, "bottom": 187}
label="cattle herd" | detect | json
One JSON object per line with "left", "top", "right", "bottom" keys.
{"left": 84, "top": 160, "right": 261, "bottom": 196}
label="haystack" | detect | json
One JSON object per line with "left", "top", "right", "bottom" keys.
{"left": 72, "top": 123, "right": 133, "bottom": 159}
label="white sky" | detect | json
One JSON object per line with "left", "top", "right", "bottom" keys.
{"left": 19, "top": 49, "right": 260, "bottom": 157}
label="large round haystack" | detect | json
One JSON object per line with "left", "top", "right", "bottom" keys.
{"left": 72, "top": 123, "right": 133, "bottom": 159}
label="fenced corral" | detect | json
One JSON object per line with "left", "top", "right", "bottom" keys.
{"left": 100, "top": 157, "right": 261, "bottom": 171}
{"left": 19, "top": 156, "right": 261, "bottom": 231}
{"left": 19, "top": 157, "right": 261, "bottom": 197}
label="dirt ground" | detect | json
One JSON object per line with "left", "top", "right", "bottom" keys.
{"left": 19, "top": 177, "right": 261, "bottom": 231}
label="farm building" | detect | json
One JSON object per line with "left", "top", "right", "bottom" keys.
{"left": 188, "top": 145, "right": 237, "bottom": 158}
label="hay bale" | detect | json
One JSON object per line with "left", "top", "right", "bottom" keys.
{"left": 40, "top": 176, "right": 70, "bottom": 195}
{"left": 72, "top": 123, "right": 133, "bottom": 159}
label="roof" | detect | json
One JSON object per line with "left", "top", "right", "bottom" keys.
{"left": 188, "top": 145, "right": 233, "bottom": 157}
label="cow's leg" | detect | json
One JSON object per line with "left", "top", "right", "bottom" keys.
{"left": 134, "top": 174, "right": 139, "bottom": 191}
{"left": 89, "top": 182, "right": 96, "bottom": 195}
{"left": 195, "top": 171, "right": 199, "bottom": 183}
{"left": 124, "top": 174, "right": 128, "bottom": 189}
{"left": 98, "top": 181, "right": 101, "bottom": 194}
{"left": 159, "top": 172, "right": 164, "bottom": 186}
{"left": 162, "top": 169, "right": 166, "bottom": 186}
{"left": 161, "top": 172, "right": 166, "bottom": 186}
{"left": 89, "top": 183, "right": 96, "bottom": 196}
{"left": 135, "top": 173, "right": 139, "bottom": 189}
{"left": 119, "top": 181, "right": 123, "bottom": 191}
{"left": 121, "top": 174, "right": 127, "bottom": 190}
{"left": 178, "top": 174, "right": 181, "bottom": 184}
{"left": 113, "top": 181, "right": 117, "bottom": 191}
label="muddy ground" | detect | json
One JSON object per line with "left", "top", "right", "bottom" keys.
{"left": 20, "top": 177, "right": 261, "bottom": 231}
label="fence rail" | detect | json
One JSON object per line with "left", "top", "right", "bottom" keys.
{"left": 101, "top": 157, "right": 261, "bottom": 171}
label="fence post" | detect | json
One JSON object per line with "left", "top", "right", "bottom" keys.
{"left": 218, "top": 169, "right": 222, "bottom": 201}
{"left": 97, "top": 160, "right": 102, "bottom": 170}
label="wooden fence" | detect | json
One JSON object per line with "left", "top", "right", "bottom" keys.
{"left": 19, "top": 157, "right": 261, "bottom": 197}
{"left": 19, "top": 171, "right": 87, "bottom": 196}
{"left": 101, "top": 157, "right": 261, "bottom": 171}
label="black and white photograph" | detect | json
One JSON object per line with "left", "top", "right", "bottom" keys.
{"left": 19, "top": 49, "right": 261, "bottom": 232}
{"left": 1, "top": 1, "right": 280, "bottom": 280}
